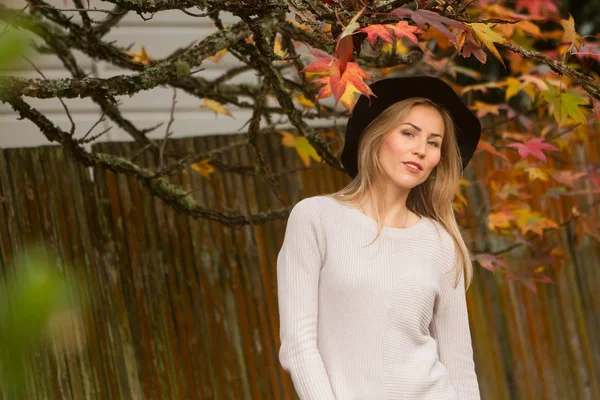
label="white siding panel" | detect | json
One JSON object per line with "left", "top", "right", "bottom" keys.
{"left": 0, "top": 112, "right": 104, "bottom": 148}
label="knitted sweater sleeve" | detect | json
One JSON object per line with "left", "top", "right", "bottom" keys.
{"left": 276, "top": 199, "right": 336, "bottom": 400}
{"left": 430, "top": 243, "right": 481, "bottom": 400}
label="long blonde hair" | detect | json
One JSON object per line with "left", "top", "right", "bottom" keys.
{"left": 327, "top": 97, "right": 473, "bottom": 290}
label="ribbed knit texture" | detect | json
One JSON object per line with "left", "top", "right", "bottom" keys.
{"left": 277, "top": 195, "right": 480, "bottom": 400}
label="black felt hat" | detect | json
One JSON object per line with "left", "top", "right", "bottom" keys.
{"left": 341, "top": 76, "right": 481, "bottom": 179}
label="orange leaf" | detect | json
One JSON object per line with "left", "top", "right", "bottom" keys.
{"left": 551, "top": 170, "right": 587, "bottom": 187}
{"left": 559, "top": 13, "right": 583, "bottom": 54}
{"left": 124, "top": 45, "right": 154, "bottom": 65}
{"left": 476, "top": 141, "right": 510, "bottom": 162}
{"left": 471, "top": 101, "right": 501, "bottom": 118}
{"left": 488, "top": 211, "right": 515, "bottom": 230}
{"left": 191, "top": 158, "right": 215, "bottom": 180}
{"left": 208, "top": 48, "right": 227, "bottom": 63}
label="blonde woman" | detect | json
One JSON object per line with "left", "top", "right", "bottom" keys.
{"left": 277, "top": 76, "right": 481, "bottom": 399}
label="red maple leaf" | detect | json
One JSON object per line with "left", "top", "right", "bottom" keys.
{"left": 506, "top": 137, "right": 558, "bottom": 161}
{"left": 391, "top": 7, "right": 467, "bottom": 44}
{"left": 358, "top": 24, "right": 393, "bottom": 47}
{"left": 386, "top": 21, "right": 422, "bottom": 45}
{"left": 515, "top": 0, "right": 558, "bottom": 16}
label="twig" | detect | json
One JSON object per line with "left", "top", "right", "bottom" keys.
{"left": 158, "top": 88, "right": 177, "bottom": 170}
{"left": 21, "top": 54, "right": 76, "bottom": 135}
{"left": 32, "top": 4, "right": 127, "bottom": 15}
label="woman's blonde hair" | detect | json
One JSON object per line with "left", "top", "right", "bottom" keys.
{"left": 327, "top": 97, "right": 473, "bottom": 290}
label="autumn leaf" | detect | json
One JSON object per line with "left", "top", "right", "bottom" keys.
{"left": 473, "top": 253, "right": 508, "bottom": 273}
{"left": 200, "top": 99, "right": 233, "bottom": 118}
{"left": 382, "top": 40, "right": 410, "bottom": 55}
{"left": 488, "top": 211, "right": 515, "bottom": 230}
{"left": 471, "top": 101, "right": 501, "bottom": 118}
{"left": 385, "top": 21, "right": 422, "bottom": 45}
{"left": 420, "top": 26, "right": 452, "bottom": 51}
{"left": 208, "top": 48, "right": 227, "bottom": 63}
{"left": 293, "top": 94, "right": 316, "bottom": 109}
{"left": 551, "top": 170, "right": 587, "bottom": 187}
{"left": 460, "top": 36, "right": 487, "bottom": 64}
{"left": 303, "top": 47, "right": 374, "bottom": 111}
{"left": 503, "top": 77, "right": 521, "bottom": 101}
{"left": 513, "top": 208, "right": 559, "bottom": 236}
{"left": 358, "top": 25, "right": 393, "bottom": 48}
{"left": 461, "top": 81, "right": 504, "bottom": 95}
{"left": 525, "top": 167, "right": 549, "bottom": 182}
{"left": 391, "top": 8, "right": 467, "bottom": 44}
{"left": 495, "top": 182, "right": 530, "bottom": 200}
{"left": 467, "top": 23, "right": 508, "bottom": 67}
{"left": 124, "top": 45, "right": 154, "bottom": 65}
{"left": 278, "top": 130, "right": 321, "bottom": 167}
{"left": 476, "top": 141, "right": 510, "bottom": 162}
{"left": 515, "top": 0, "right": 559, "bottom": 17}
{"left": 559, "top": 14, "right": 583, "bottom": 55}
{"left": 541, "top": 78, "right": 588, "bottom": 126}
{"left": 504, "top": 272, "right": 553, "bottom": 293}
{"left": 506, "top": 137, "right": 558, "bottom": 161}
{"left": 191, "top": 159, "right": 215, "bottom": 180}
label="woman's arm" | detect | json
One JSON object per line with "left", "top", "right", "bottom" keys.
{"left": 430, "top": 244, "right": 481, "bottom": 400}
{"left": 277, "top": 199, "right": 336, "bottom": 400}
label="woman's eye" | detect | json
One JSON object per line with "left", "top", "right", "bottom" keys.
{"left": 429, "top": 141, "right": 440, "bottom": 147}
{"left": 402, "top": 131, "right": 413, "bottom": 136}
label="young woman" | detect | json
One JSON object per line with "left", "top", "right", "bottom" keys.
{"left": 277, "top": 76, "right": 481, "bottom": 399}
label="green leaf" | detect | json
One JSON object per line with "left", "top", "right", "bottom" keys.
{"left": 541, "top": 78, "right": 588, "bottom": 126}
{"left": 0, "top": 30, "right": 30, "bottom": 69}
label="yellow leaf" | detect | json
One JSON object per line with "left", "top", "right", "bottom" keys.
{"left": 278, "top": 131, "right": 321, "bottom": 167}
{"left": 514, "top": 209, "right": 559, "bottom": 236}
{"left": 286, "top": 19, "right": 312, "bottom": 32}
{"left": 200, "top": 98, "right": 233, "bottom": 118}
{"left": 295, "top": 136, "right": 321, "bottom": 166}
{"left": 191, "top": 158, "right": 215, "bottom": 180}
{"left": 525, "top": 167, "right": 549, "bottom": 182}
{"left": 294, "top": 94, "right": 316, "bottom": 109}
{"left": 274, "top": 37, "right": 286, "bottom": 59}
{"left": 124, "top": 45, "right": 154, "bottom": 65}
{"left": 278, "top": 130, "right": 297, "bottom": 147}
{"left": 504, "top": 77, "right": 521, "bottom": 101}
{"left": 382, "top": 40, "right": 410, "bottom": 55}
{"left": 467, "top": 23, "right": 507, "bottom": 67}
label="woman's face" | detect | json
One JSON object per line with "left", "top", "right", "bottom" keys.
{"left": 377, "top": 104, "right": 445, "bottom": 191}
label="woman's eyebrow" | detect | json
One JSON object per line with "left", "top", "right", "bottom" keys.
{"left": 401, "top": 122, "right": 443, "bottom": 138}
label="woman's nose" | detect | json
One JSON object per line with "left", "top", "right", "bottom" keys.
{"left": 412, "top": 139, "right": 427, "bottom": 155}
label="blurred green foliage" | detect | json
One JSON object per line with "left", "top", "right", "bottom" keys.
{"left": 0, "top": 244, "right": 87, "bottom": 397}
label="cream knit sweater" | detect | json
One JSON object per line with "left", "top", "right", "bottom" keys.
{"left": 277, "top": 195, "right": 480, "bottom": 399}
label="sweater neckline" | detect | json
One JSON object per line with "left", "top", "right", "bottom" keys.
{"left": 327, "top": 195, "right": 429, "bottom": 239}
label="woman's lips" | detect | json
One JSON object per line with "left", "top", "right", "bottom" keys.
{"left": 403, "top": 162, "right": 421, "bottom": 173}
